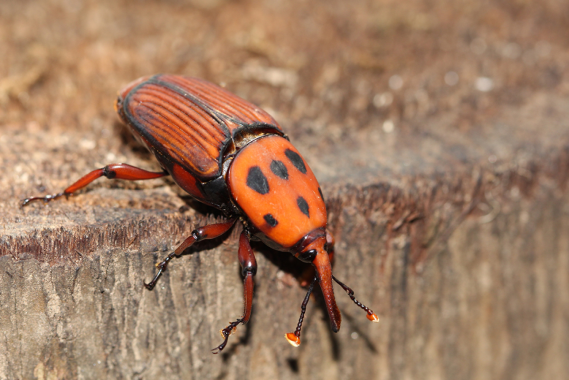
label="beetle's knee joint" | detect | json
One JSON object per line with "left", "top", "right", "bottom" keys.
{"left": 241, "top": 266, "right": 257, "bottom": 277}
{"left": 102, "top": 166, "right": 116, "bottom": 179}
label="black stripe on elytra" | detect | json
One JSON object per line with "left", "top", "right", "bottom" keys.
{"left": 297, "top": 196, "right": 310, "bottom": 218}
{"left": 263, "top": 213, "right": 278, "bottom": 227}
{"left": 270, "top": 160, "right": 289, "bottom": 180}
{"left": 247, "top": 166, "right": 270, "bottom": 195}
{"left": 285, "top": 149, "right": 307, "bottom": 174}
{"left": 122, "top": 81, "right": 169, "bottom": 156}
{"left": 318, "top": 187, "right": 324, "bottom": 199}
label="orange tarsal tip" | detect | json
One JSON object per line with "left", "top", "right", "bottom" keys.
{"left": 285, "top": 333, "right": 301, "bottom": 347}
{"left": 367, "top": 313, "right": 380, "bottom": 322}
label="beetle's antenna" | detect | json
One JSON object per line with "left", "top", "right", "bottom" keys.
{"left": 285, "top": 276, "right": 317, "bottom": 347}
{"left": 332, "top": 275, "right": 379, "bottom": 322}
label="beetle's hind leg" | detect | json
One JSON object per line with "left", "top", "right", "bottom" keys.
{"left": 212, "top": 231, "right": 257, "bottom": 354}
{"left": 144, "top": 218, "right": 237, "bottom": 290}
{"left": 21, "top": 163, "right": 168, "bottom": 206}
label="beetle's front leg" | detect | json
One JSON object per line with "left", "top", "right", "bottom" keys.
{"left": 144, "top": 218, "right": 237, "bottom": 290}
{"left": 212, "top": 230, "right": 257, "bottom": 354}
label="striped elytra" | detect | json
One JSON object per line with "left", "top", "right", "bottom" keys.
{"left": 116, "top": 74, "right": 284, "bottom": 180}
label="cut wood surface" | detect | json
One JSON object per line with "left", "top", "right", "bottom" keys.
{"left": 1, "top": 0, "right": 568, "bottom": 379}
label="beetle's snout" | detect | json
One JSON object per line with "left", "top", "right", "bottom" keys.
{"left": 312, "top": 248, "right": 342, "bottom": 332}
{"left": 299, "top": 237, "right": 342, "bottom": 333}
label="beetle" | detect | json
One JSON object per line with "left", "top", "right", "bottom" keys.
{"left": 22, "top": 74, "right": 378, "bottom": 353}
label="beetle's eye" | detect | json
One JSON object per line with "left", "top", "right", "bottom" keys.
{"left": 297, "top": 249, "right": 317, "bottom": 263}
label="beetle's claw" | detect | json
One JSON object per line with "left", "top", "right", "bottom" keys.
{"left": 212, "top": 330, "right": 231, "bottom": 354}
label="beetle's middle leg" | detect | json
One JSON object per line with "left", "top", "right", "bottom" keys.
{"left": 144, "top": 218, "right": 237, "bottom": 290}
{"left": 22, "top": 163, "right": 168, "bottom": 206}
{"left": 212, "top": 230, "right": 257, "bottom": 354}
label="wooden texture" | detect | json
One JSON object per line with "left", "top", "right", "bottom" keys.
{"left": 1, "top": 0, "right": 569, "bottom": 379}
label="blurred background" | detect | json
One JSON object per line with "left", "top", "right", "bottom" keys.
{"left": 2, "top": 0, "right": 567, "bottom": 145}
{"left": 2, "top": 0, "right": 569, "bottom": 189}
{"left": 1, "top": 0, "right": 568, "bottom": 379}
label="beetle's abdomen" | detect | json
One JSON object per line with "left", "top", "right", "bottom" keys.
{"left": 227, "top": 135, "right": 327, "bottom": 248}
{"left": 116, "top": 75, "right": 284, "bottom": 181}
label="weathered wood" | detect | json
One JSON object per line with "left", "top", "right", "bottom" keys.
{"left": 1, "top": 0, "right": 569, "bottom": 379}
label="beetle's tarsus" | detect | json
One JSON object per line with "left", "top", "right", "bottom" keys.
{"left": 21, "top": 192, "right": 67, "bottom": 207}
{"left": 211, "top": 319, "right": 243, "bottom": 354}
{"left": 144, "top": 252, "right": 177, "bottom": 290}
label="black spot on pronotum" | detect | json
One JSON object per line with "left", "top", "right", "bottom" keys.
{"left": 285, "top": 149, "right": 307, "bottom": 174}
{"left": 247, "top": 166, "right": 269, "bottom": 195}
{"left": 297, "top": 196, "right": 310, "bottom": 217}
{"left": 264, "top": 213, "right": 278, "bottom": 227}
{"left": 318, "top": 187, "right": 324, "bottom": 200}
{"left": 270, "top": 160, "right": 289, "bottom": 180}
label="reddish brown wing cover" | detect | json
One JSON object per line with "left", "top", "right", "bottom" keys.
{"left": 117, "top": 74, "right": 283, "bottom": 180}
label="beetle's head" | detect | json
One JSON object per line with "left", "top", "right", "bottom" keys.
{"left": 286, "top": 228, "right": 379, "bottom": 347}
{"left": 294, "top": 232, "right": 342, "bottom": 334}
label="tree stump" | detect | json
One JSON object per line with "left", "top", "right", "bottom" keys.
{"left": 1, "top": 0, "right": 568, "bottom": 379}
